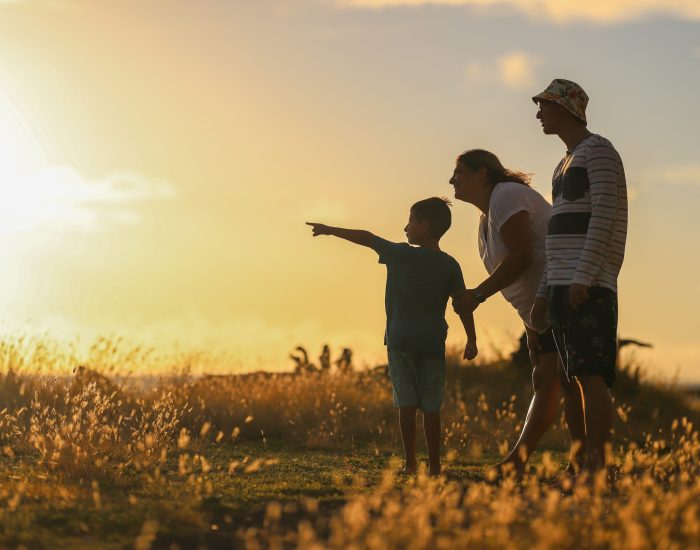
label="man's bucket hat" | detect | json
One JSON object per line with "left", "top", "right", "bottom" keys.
{"left": 532, "top": 79, "right": 588, "bottom": 125}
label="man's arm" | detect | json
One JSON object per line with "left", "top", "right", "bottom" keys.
{"left": 569, "top": 144, "right": 621, "bottom": 309}
{"left": 454, "top": 210, "right": 532, "bottom": 314}
{"left": 306, "top": 222, "right": 375, "bottom": 248}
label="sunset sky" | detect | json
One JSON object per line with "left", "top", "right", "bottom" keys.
{"left": 0, "top": 0, "right": 698, "bottom": 379}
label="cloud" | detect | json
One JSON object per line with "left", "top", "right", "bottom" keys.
{"left": 650, "top": 163, "right": 700, "bottom": 187}
{"left": 338, "top": 0, "right": 700, "bottom": 24}
{"left": 497, "top": 51, "right": 540, "bottom": 90}
{"left": 0, "top": 166, "right": 176, "bottom": 233}
{"left": 465, "top": 50, "right": 541, "bottom": 91}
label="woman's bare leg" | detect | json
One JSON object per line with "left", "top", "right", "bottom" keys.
{"left": 499, "top": 351, "right": 560, "bottom": 475}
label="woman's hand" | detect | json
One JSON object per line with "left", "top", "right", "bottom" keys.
{"left": 452, "top": 289, "right": 481, "bottom": 315}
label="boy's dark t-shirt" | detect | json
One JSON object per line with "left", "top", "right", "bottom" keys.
{"left": 371, "top": 236, "right": 466, "bottom": 357}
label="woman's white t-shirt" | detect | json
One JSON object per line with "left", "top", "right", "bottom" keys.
{"left": 478, "top": 181, "right": 552, "bottom": 332}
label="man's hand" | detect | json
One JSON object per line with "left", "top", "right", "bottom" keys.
{"left": 569, "top": 283, "right": 590, "bottom": 311}
{"left": 464, "top": 340, "right": 478, "bottom": 361}
{"left": 530, "top": 296, "right": 548, "bottom": 330}
{"left": 525, "top": 327, "right": 541, "bottom": 367}
{"left": 306, "top": 222, "right": 333, "bottom": 237}
{"left": 452, "top": 289, "right": 482, "bottom": 316}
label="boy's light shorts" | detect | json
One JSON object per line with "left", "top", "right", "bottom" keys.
{"left": 387, "top": 349, "right": 446, "bottom": 412}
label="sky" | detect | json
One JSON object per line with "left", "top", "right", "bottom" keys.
{"left": 0, "top": 0, "right": 698, "bottom": 380}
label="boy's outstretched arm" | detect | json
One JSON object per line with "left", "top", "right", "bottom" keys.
{"left": 306, "top": 222, "right": 375, "bottom": 248}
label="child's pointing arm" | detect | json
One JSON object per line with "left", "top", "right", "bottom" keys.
{"left": 306, "top": 222, "right": 375, "bottom": 248}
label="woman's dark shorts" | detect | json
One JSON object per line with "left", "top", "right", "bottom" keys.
{"left": 535, "top": 327, "right": 557, "bottom": 356}
{"left": 548, "top": 285, "right": 618, "bottom": 387}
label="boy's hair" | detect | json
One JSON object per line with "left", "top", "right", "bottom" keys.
{"left": 411, "top": 197, "right": 452, "bottom": 239}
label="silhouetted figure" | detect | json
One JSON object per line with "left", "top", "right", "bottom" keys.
{"left": 319, "top": 345, "right": 331, "bottom": 371}
{"left": 290, "top": 346, "right": 315, "bottom": 374}
{"left": 335, "top": 347, "right": 353, "bottom": 373}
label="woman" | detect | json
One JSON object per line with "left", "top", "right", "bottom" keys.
{"left": 450, "top": 149, "right": 584, "bottom": 476}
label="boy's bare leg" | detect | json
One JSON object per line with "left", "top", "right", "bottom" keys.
{"left": 578, "top": 375, "right": 613, "bottom": 473}
{"left": 399, "top": 406, "right": 418, "bottom": 473}
{"left": 423, "top": 410, "right": 441, "bottom": 476}
{"left": 499, "top": 351, "right": 560, "bottom": 476}
{"left": 560, "top": 371, "right": 587, "bottom": 474}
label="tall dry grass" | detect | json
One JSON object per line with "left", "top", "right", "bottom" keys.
{"left": 0, "top": 335, "right": 698, "bottom": 548}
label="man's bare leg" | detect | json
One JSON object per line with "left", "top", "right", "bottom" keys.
{"left": 499, "top": 351, "right": 560, "bottom": 476}
{"left": 423, "top": 410, "right": 441, "bottom": 476}
{"left": 578, "top": 375, "right": 613, "bottom": 473}
{"left": 399, "top": 406, "right": 418, "bottom": 473}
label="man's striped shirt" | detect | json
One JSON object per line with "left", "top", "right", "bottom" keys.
{"left": 537, "top": 133, "right": 628, "bottom": 296}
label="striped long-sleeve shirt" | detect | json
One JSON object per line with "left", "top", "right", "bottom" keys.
{"left": 537, "top": 134, "right": 627, "bottom": 297}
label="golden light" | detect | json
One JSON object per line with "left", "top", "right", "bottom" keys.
{"left": 0, "top": 91, "right": 161, "bottom": 234}
{"left": 0, "top": 90, "right": 52, "bottom": 233}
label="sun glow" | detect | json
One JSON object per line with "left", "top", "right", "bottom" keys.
{"left": 0, "top": 91, "right": 170, "bottom": 234}
{"left": 0, "top": 90, "right": 54, "bottom": 233}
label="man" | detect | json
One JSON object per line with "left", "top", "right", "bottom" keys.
{"left": 530, "top": 79, "right": 628, "bottom": 475}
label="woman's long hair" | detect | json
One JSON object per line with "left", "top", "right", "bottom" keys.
{"left": 457, "top": 149, "right": 531, "bottom": 186}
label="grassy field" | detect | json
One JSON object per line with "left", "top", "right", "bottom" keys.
{"left": 1, "top": 336, "right": 699, "bottom": 549}
{"left": 1, "top": 441, "right": 527, "bottom": 549}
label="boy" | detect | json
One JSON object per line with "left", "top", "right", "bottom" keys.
{"left": 307, "top": 197, "right": 477, "bottom": 476}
